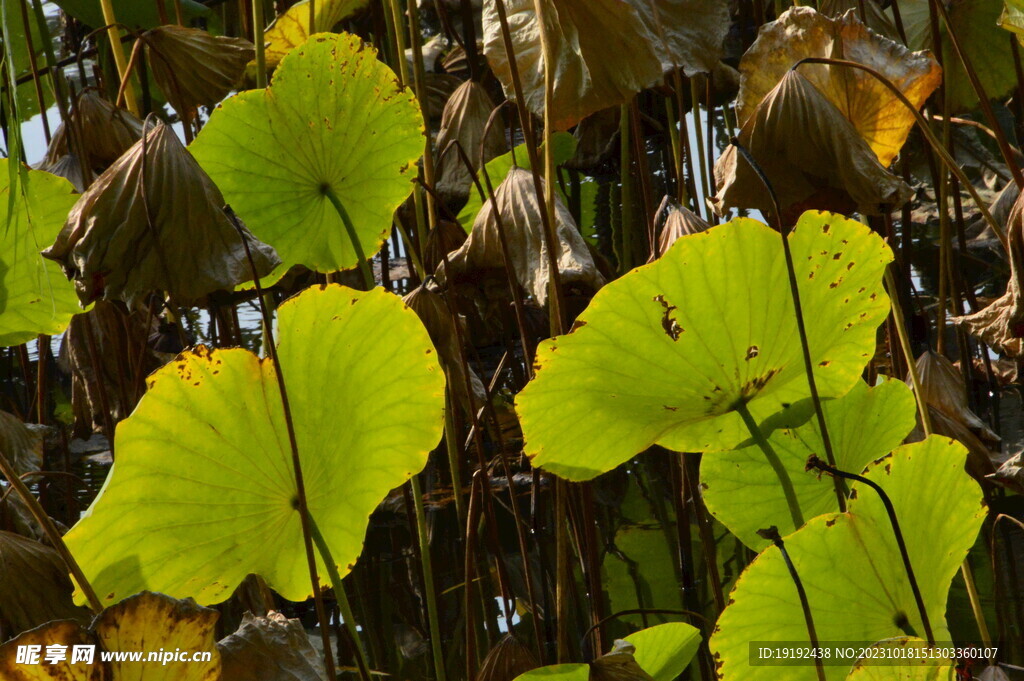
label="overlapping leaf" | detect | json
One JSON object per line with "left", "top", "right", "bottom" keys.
{"left": 516, "top": 212, "right": 892, "bottom": 480}
{"left": 64, "top": 285, "right": 445, "bottom": 605}
{"left": 0, "top": 161, "right": 83, "bottom": 347}
{"left": 711, "top": 437, "right": 985, "bottom": 681}
{"left": 702, "top": 379, "right": 916, "bottom": 549}
{"left": 191, "top": 32, "right": 423, "bottom": 285}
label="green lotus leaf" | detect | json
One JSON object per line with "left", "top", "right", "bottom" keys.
{"left": 897, "top": 0, "right": 1015, "bottom": 112}
{"left": 711, "top": 437, "right": 985, "bottom": 681}
{"left": 63, "top": 285, "right": 445, "bottom": 605}
{"left": 0, "top": 161, "right": 84, "bottom": 347}
{"left": 263, "top": 0, "right": 371, "bottom": 70}
{"left": 624, "top": 622, "right": 701, "bottom": 681}
{"left": 844, "top": 638, "right": 955, "bottom": 680}
{"left": 1002, "top": 0, "right": 1024, "bottom": 41}
{"left": 516, "top": 211, "right": 892, "bottom": 481}
{"left": 702, "top": 379, "right": 917, "bottom": 550}
{"left": 190, "top": 32, "right": 423, "bottom": 285}
{"left": 514, "top": 664, "right": 589, "bottom": 681}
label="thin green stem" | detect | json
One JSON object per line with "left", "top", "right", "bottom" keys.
{"left": 735, "top": 401, "right": 804, "bottom": 531}
{"left": 308, "top": 517, "right": 373, "bottom": 681}
{"left": 410, "top": 474, "right": 447, "bottom": 681}
{"left": 323, "top": 186, "right": 375, "bottom": 289}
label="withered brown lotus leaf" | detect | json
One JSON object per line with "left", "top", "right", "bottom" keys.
{"left": 218, "top": 612, "right": 326, "bottom": 681}
{"left": 144, "top": 25, "right": 255, "bottom": 118}
{"left": 423, "top": 218, "right": 469, "bottom": 274}
{"left": 912, "top": 350, "right": 1000, "bottom": 441}
{"left": 589, "top": 640, "right": 655, "bottom": 681}
{"left": 440, "top": 166, "right": 605, "bottom": 304}
{"left": 35, "top": 151, "right": 87, "bottom": 193}
{"left": 628, "top": 0, "right": 728, "bottom": 77}
{"left": 711, "top": 70, "right": 912, "bottom": 219}
{"left": 737, "top": 7, "right": 940, "bottom": 167}
{"left": 43, "top": 124, "right": 280, "bottom": 306}
{"left": 483, "top": 0, "right": 725, "bottom": 131}
{"left": 649, "top": 198, "right": 710, "bottom": 261}
{"left": 42, "top": 90, "right": 144, "bottom": 174}
{"left": 435, "top": 80, "right": 507, "bottom": 204}
{"left": 476, "top": 634, "right": 539, "bottom": 681}
{"left": 0, "top": 411, "right": 41, "bottom": 477}
{"left": 483, "top": 0, "right": 661, "bottom": 130}
{"left": 819, "top": 0, "right": 900, "bottom": 41}
{"left": 0, "top": 531, "right": 91, "bottom": 642}
{"left": 955, "top": 186, "right": 1024, "bottom": 357}
{"left": 404, "top": 282, "right": 489, "bottom": 420}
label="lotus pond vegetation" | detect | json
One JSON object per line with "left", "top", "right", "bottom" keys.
{"left": 0, "top": 1, "right": 1022, "bottom": 681}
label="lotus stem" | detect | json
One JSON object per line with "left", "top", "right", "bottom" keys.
{"left": 392, "top": 217, "right": 426, "bottom": 280}
{"left": 883, "top": 266, "right": 932, "bottom": 436}
{"left": 443, "top": 389, "right": 467, "bottom": 526}
{"left": 730, "top": 138, "right": 847, "bottom": 510}
{"left": 792, "top": 57, "right": 1008, "bottom": 250}
{"left": 308, "top": 517, "right": 373, "bottom": 681}
{"left": 0, "top": 450, "right": 103, "bottom": 613}
{"left": 410, "top": 474, "right": 448, "bottom": 681}
{"left": 252, "top": 0, "right": 266, "bottom": 89}
{"left": 323, "top": 185, "right": 376, "bottom": 289}
{"left": 758, "top": 527, "right": 826, "bottom": 681}
{"left": 806, "top": 456, "right": 935, "bottom": 645}
{"left": 98, "top": 0, "right": 139, "bottom": 115}
{"left": 227, "top": 207, "right": 338, "bottom": 681}
{"left": 309, "top": 0, "right": 315, "bottom": 33}
{"left": 735, "top": 400, "right": 804, "bottom": 531}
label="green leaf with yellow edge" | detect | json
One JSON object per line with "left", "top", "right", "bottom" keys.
{"left": 515, "top": 211, "right": 892, "bottom": 481}
{"left": 845, "top": 638, "right": 955, "bottom": 680}
{"left": 64, "top": 285, "right": 445, "bottom": 605}
{"left": 701, "top": 379, "right": 917, "bottom": 550}
{"left": 710, "top": 437, "right": 985, "bottom": 681}
{"left": 262, "top": 0, "right": 371, "bottom": 69}
{"left": 0, "top": 161, "right": 84, "bottom": 347}
{"left": 624, "top": 622, "right": 701, "bottom": 681}
{"left": 0, "top": 591, "right": 220, "bottom": 681}
{"left": 191, "top": 33, "right": 423, "bottom": 286}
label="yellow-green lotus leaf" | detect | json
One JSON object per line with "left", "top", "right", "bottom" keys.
{"left": 0, "top": 161, "right": 84, "bottom": 347}
{"left": 625, "top": 623, "right": 701, "bottom": 681}
{"left": 702, "top": 379, "right": 917, "bottom": 550}
{"left": 262, "top": 0, "right": 371, "bottom": 70}
{"left": 737, "top": 6, "right": 941, "bottom": 167}
{"left": 191, "top": 32, "right": 423, "bottom": 285}
{"left": 711, "top": 437, "right": 985, "bottom": 681}
{"left": 64, "top": 285, "right": 445, "bottom": 605}
{"left": 845, "top": 638, "right": 955, "bottom": 680}
{"left": 516, "top": 211, "right": 892, "bottom": 480}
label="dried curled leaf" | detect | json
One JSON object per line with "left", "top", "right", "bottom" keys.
{"left": 41, "top": 90, "right": 145, "bottom": 173}
{"left": 0, "top": 591, "right": 220, "bottom": 680}
{"left": 737, "top": 7, "right": 941, "bottom": 167}
{"left": 0, "top": 531, "right": 91, "bottom": 642}
{"left": 476, "top": 634, "right": 539, "bottom": 681}
{"left": 819, "top": 0, "right": 900, "bottom": 40}
{"left": 218, "top": 612, "right": 326, "bottom": 681}
{"left": 0, "top": 411, "right": 41, "bottom": 476}
{"left": 44, "top": 123, "right": 280, "bottom": 306}
{"left": 648, "top": 198, "right": 710, "bottom": 261}
{"left": 144, "top": 25, "right": 254, "bottom": 118}
{"left": 712, "top": 70, "right": 912, "bottom": 220}
{"left": 435, "top": 80, "right": 506, "bottom": 204}
{"left": 482, "top": 0, "right": 727, "bottom": 130}
{"left": 439, "top": 167, "right": 605, "bottom": 305}
{"left": 954, "top": 185, "right": 1024, "bottom": 357}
